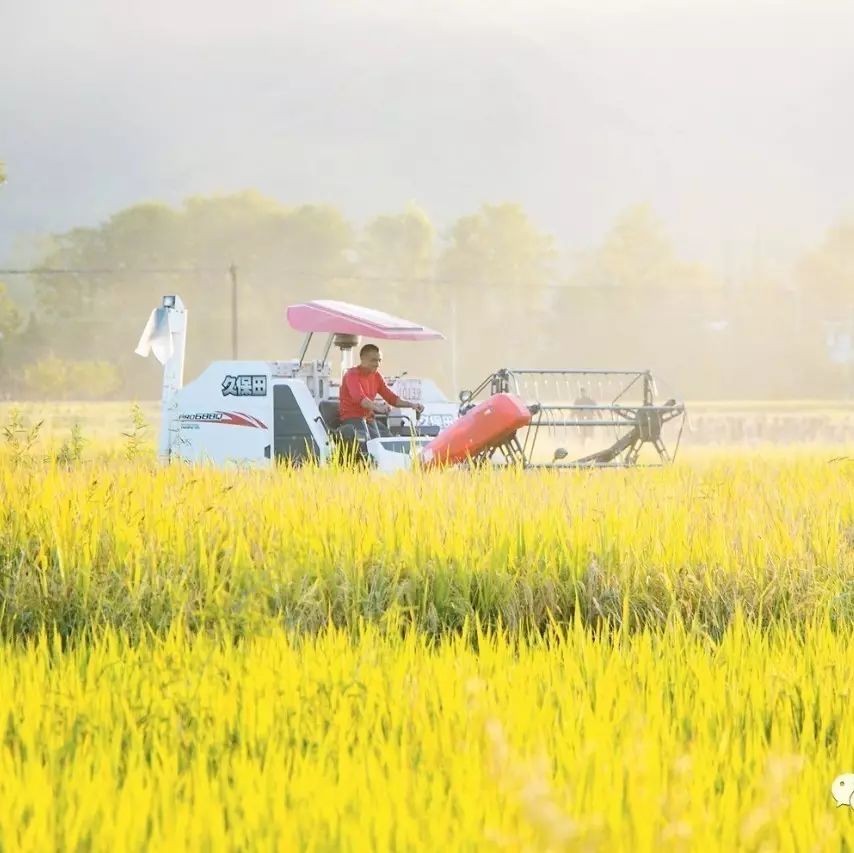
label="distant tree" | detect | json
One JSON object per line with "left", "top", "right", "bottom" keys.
{"left": 570, "top": 204, "right": 714, "bottom": 289}
{"left": 29, "top": 193, "right": 356, "bottom": 388}
{"left": 0, "top": 283, "right": 21, "bottom": 339}
{"left": 0, "top": 161, "right": 5, "bottom": 184}
{"left": 436, "top": 204, "right": 557, "bottom": 381}
{"left": 439, "top": 203, "right": 556, "bottom": 292}
{"left": 354, "top": 203, "right": 437, "bottom": 321}
{"left": 68, "top": 360, "right": 122, "bottom": 399}
{"left": 35, "top": 202, "right": 186, "bottom": 321}
{"left": 34, "top": 193, "right": 356, "bottom": 319}
{"left": 23, "top": 356, "right": 69, "bottom": 399}
{"left": 360, "top": 203, "right": 435, "bottom": 282}
{"left": 1, "top": 313, "right": 47, "bottom": 393}
{"left": 797, "top": 217, "right": 854, "bottom": 305}
{"left": 22, "top": 356, "right": 122, "bottom": 400}
{"left": 787, "top": 216, "right": 854, "bottom": 392}
{"left": 274, "top": 204, "right": 354, "bottom": 280}
{"left": 181, "top": 191, "right": 286, "bottom": 267}
{"left": 0, "top": 283, "right": 22, "bottom": 383}
{"left": 177, "top": 191, "right": 355, "bottom": 282}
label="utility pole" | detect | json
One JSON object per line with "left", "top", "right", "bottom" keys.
{"left": 229, "top": 262, "right": 238, "bottom": 359}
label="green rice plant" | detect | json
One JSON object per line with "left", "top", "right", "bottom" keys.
{"left": 1, "top": 407, "right": 43, "bottom": 464}
{"left": 122, "top": 403, "right": 151, "bottom": 462}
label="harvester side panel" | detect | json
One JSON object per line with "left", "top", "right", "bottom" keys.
{"left": 273, "top": 384, "right": 322, "bottom": 463}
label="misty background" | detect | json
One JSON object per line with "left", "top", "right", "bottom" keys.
{"left": 1, "top": 0, "right": 854, "bottom": 406}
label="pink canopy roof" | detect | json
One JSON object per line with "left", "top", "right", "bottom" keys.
{"left": 286, "top": 300, "right": 445, "bottom": 341}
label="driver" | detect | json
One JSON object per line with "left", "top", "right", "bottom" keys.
{"left": 339, "top": 343, "right": 424, "bottom": 441}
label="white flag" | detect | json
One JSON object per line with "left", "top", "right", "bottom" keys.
{"left": 134, "top": 307, "right": 174, "bottom": 365}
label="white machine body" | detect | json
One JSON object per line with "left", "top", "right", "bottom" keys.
{"left": 135, "top": 295, "right": 457, "bottom": 472}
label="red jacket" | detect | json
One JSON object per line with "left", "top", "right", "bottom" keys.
{"left": 339, "top": 367, "right": 399, "bottom": 421}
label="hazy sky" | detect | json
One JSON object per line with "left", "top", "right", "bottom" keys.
{"left": 2, "top": 0, "right": 853, "bottom": 277}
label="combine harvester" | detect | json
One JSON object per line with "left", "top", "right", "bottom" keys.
{"left": 135, "top": 295, "right": 686, "bottom": 472}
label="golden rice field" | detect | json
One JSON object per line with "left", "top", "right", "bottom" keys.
{"left": 1, "top": 621, "right": 851, "bottom": 851}
{"left": 0, "top": 423, "right": 853, "bottom": 850}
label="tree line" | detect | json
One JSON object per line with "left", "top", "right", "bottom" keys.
{"left": 1, "top": 191, "right": 853, "bottom": 400}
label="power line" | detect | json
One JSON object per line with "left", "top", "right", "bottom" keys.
{"left": 0, "top": 267, "right": 224, "bottom": 276}
{"left": 0, "top": 265, "right": 562, "bottom": 290}
{"left": 0, "top": 266, "right": 753, "bottom": 291}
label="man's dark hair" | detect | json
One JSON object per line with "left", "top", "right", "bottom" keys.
{"left": 360, "top": 343, "right": 380, "bottom": 358}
